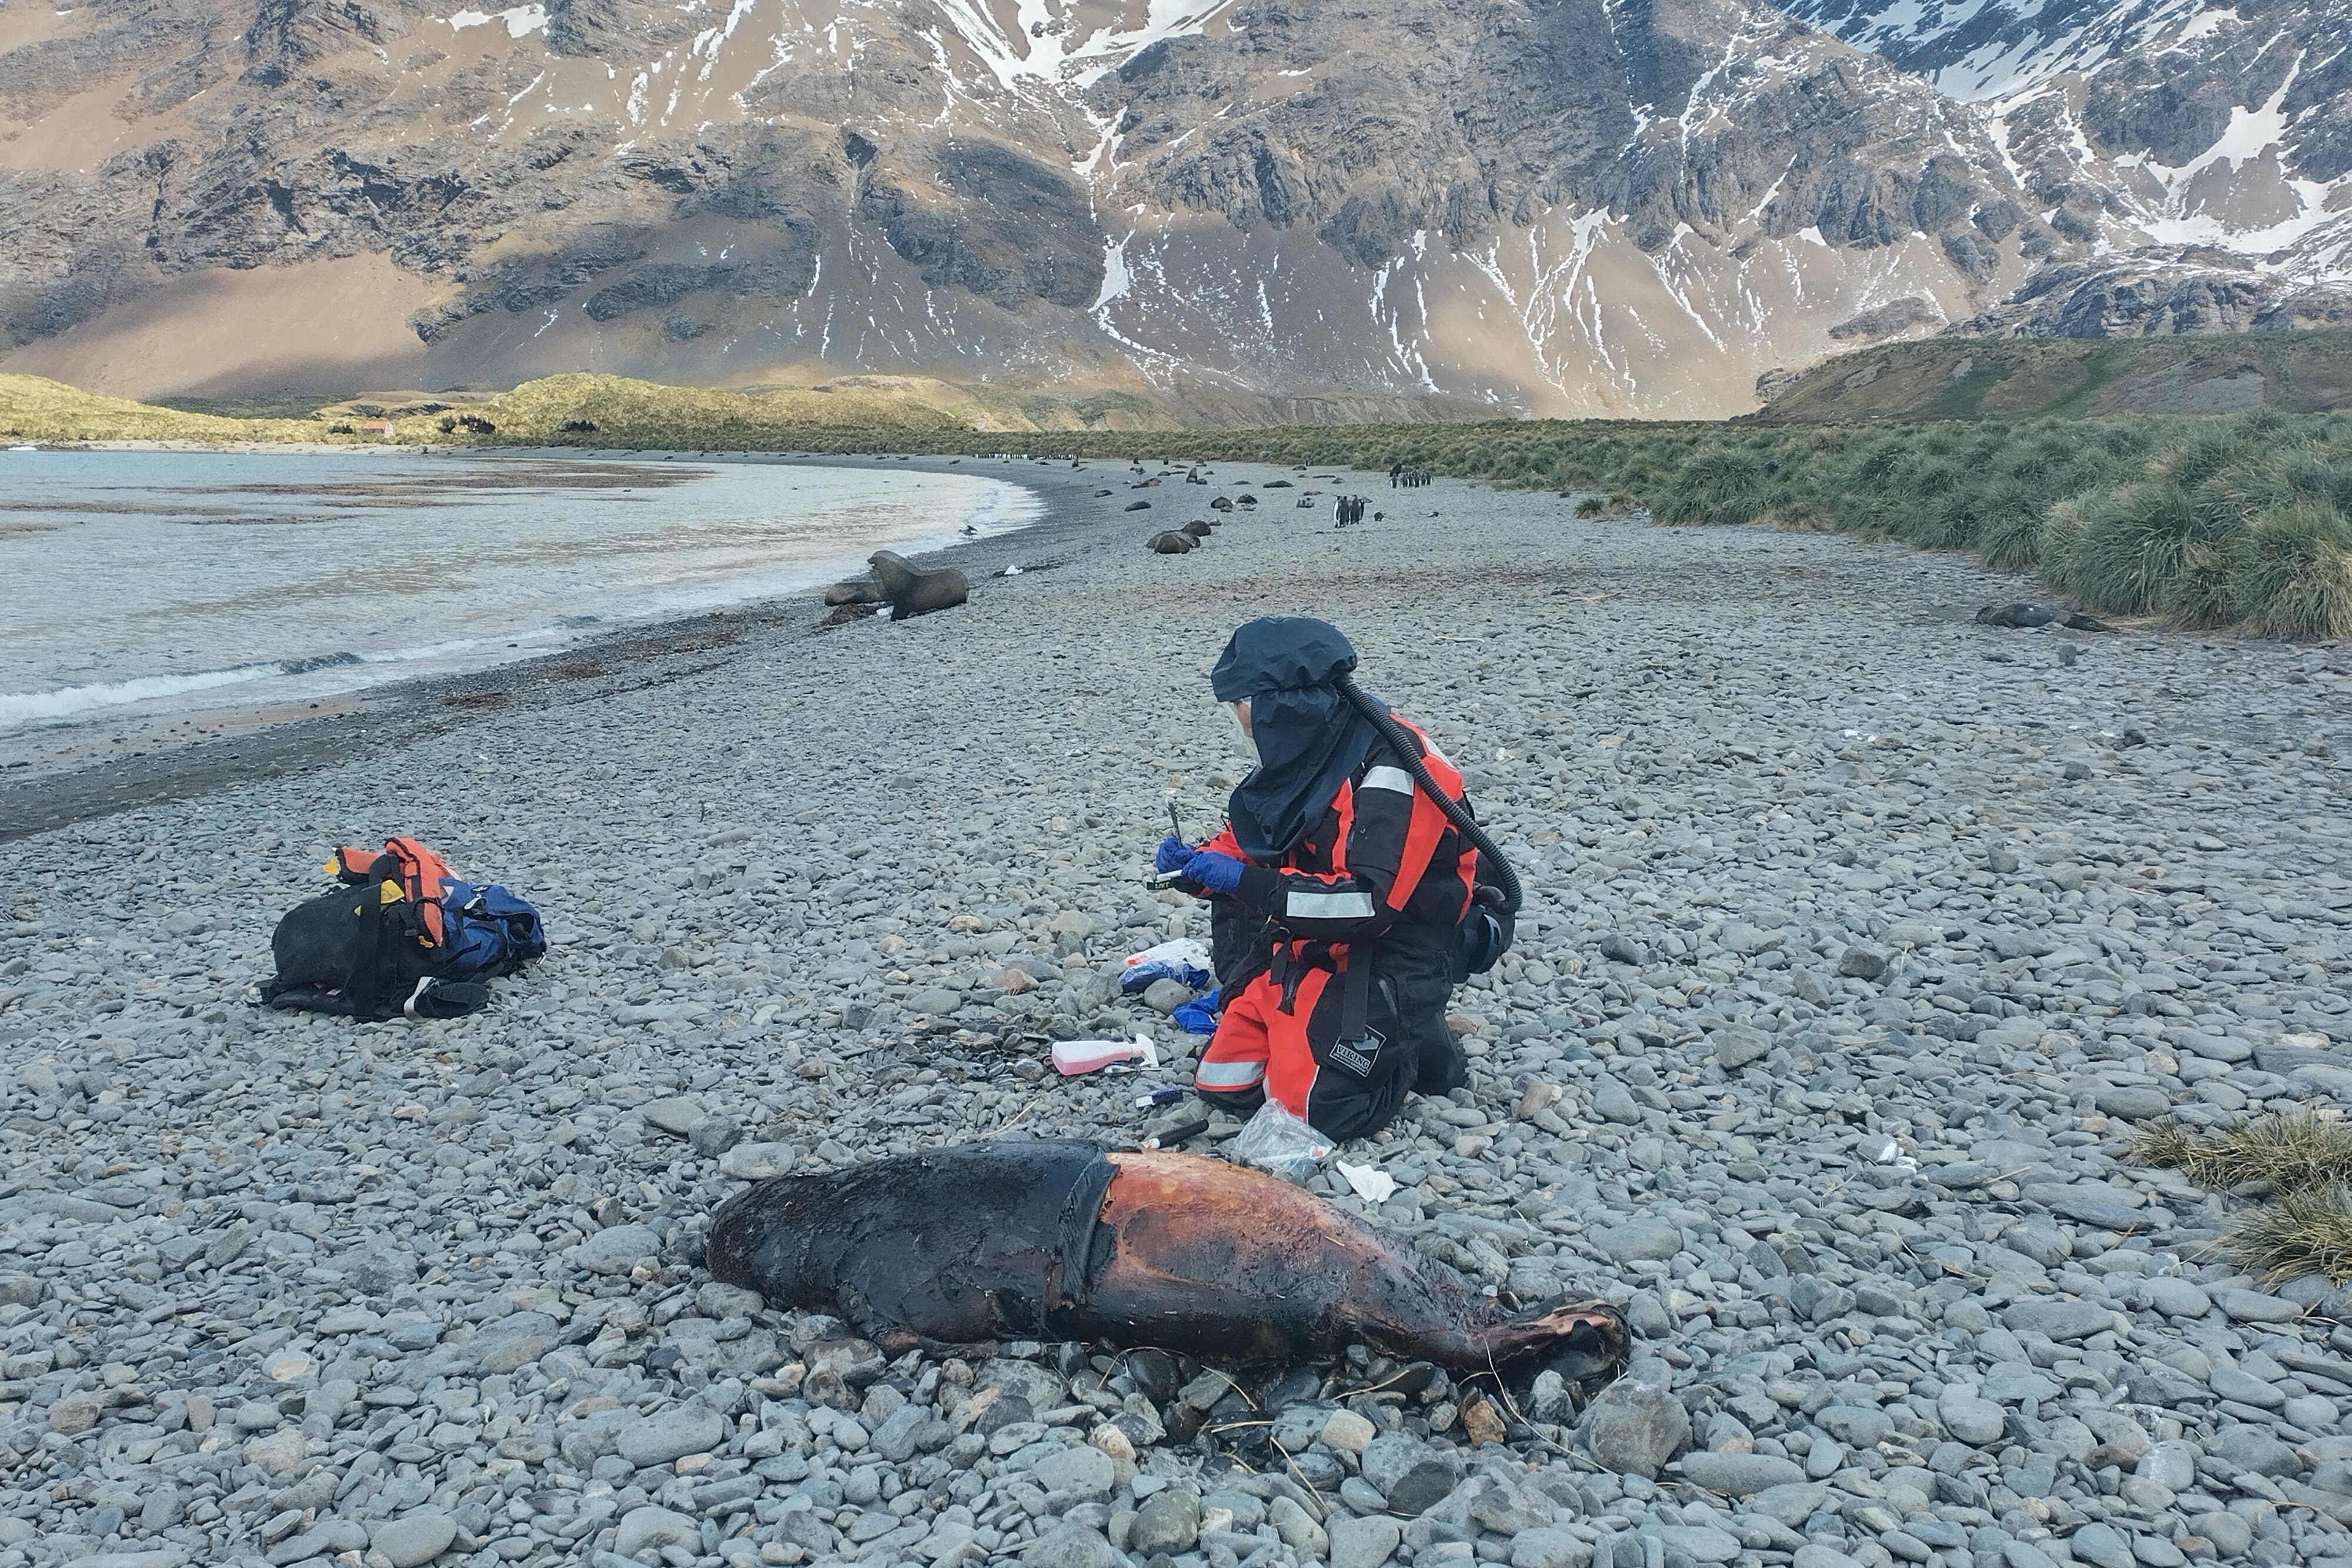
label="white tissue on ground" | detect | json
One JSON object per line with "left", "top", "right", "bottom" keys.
{"left": 1335, "top": 1161, "right": 1398, "bottom": 1202}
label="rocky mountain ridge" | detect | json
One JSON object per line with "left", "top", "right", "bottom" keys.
{"left": 1778, "top": 0, "right": 2352, "bottom": 337}
{"left": 0, "top": 0, "right": 2343, "bottom": 415}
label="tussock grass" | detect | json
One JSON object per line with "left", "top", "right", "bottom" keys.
{"left": 2137, "top": 1114, "right": 2352, "bottom": 1282}
{"left": 1654, "top": 449, "right": 1778, "bottom": 525}
{"left": 2133, "top": 1112, "right": 2352, "bottom": 1195}
{"left": 2237, "top": 502, "right": 2352, "bottom": 639}
{"left": 2225, "top": 1186, "right": 2352, "bottom": 1285}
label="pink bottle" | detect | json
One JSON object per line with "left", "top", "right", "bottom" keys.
{"left": 1050, "top": 1036, "right": 1160, "bottom": 1075}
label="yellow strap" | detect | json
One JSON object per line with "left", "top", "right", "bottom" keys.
{"left": 378, "top": 881, "right": 406, "bottom": 906}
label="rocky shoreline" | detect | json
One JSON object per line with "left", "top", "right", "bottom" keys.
{"left": 5, "top": 456, "right": 2352, "bottom": 1568}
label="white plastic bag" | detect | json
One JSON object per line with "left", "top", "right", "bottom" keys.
{"left": 1120, "top": 938, "right": 1214, "bottom": 994}
{"left": 1335, "top": 1161, "right": 1398, "bottom": 1203}
{"left": 1230, "top": 1098, "right": 1333, "bottom": 1179}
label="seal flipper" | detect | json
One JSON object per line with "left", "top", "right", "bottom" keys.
{"left": 833, "top": 1283, "right": 922, "bottom": 1358}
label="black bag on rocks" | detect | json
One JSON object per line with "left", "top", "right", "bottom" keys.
{"left": 260, "top": 874, "right": 491, "bottom": 1022}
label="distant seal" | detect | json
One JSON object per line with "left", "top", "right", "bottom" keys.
{"left": 1147, "top": 531, "right": 1198, "bottom": 554}
{"left": 1976, "top": 603, "right": 2058, "bottom": 628}
{"left": 1180, "top": 521, "right": 1212, "bottom": 540}
{"left": 1125, "top": 500, "right": 1152, "bottom": 511}
{"left": 867, "top": 550, "right": 968, "bottom": 620}
{"left": 1210, "top": 496, "right": 1234, "bottom": 512}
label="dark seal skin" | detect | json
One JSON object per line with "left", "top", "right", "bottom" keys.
{"left": 1975, "top": 602, "right": 2057, "bottom": 628}
{"left": 704, "top": 1140, "right": 1627, "bottom": 1378}
{"left": 823, "top": 577, "right": 884, "bottom": 607}
{"left": 866, "top": 549, "right": 969, "bottom": 620}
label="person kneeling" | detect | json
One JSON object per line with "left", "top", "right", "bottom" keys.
{"left": 1157, "top": 617, "right": 1494, "bottom": 1142}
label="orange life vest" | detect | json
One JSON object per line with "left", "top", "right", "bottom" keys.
{"left": 328, "top": 837, "right": 457, "bottom": 947}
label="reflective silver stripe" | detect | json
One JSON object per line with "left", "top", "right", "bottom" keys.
{"left": 1361, "top": 765, "right": 1414, "bottom": 795}
{"left": 1197, "top": 1060, "right": 1265, "bottom": 1088}
{"left": 1287, "top": 887, "right": 1377, "bottom": 921}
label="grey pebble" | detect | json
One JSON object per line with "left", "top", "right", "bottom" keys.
{"left": 616, "top": 1405, "right": 726, "bottom": 1466}
{"left": 1677, "top": 1450, "right": 1806, "bottom": 1494}
{"left": 370, "top": 1512, "right": 457, "bottom": 1568}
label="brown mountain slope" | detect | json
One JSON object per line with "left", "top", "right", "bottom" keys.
{"left": 1, "top": 0, "right": 2057, "bottom": 413}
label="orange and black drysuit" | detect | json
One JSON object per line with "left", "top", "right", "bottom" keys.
{"left": 1184, "top": 619, "right": 1476, "bottom": 1140}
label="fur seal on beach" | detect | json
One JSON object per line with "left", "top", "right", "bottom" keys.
{"left": 1976, "top": 603, "right": 2057, "bottom": 628}
{"left": 706, "top": 1139, "right": 1628, "bottom": 1375}
{"left": 1124, "top": 500, "right": 1152, "bottom": 511}
{"left": 1180, "top": 520, "right": 1213, "bottom": 540}
{"left": 866, "top": 550, "right": 968, "bottom": 620}
{"left": 1147, "top": 531, "right": 1198, "bottom": 554}
{"left": 823, "top": 579, "right": 883, "bottom": 607}
{"left": 1210, "top": 495, "right": 1234, "bottom": 512}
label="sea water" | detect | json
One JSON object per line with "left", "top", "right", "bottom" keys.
{"left": 0, "top": 449, "right": 1038, "bottom": 744}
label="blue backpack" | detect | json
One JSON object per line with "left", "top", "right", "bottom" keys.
{"left": 436, "top": 881, "right": 547, "bottom": 978}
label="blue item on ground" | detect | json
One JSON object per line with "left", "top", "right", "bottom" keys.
{"left": 1172, "top": 988, "right": 1222, "bottom": 1034}
{"left": 437, "top": 882, "right": 547, "bottom": 977}
{"left": 1121, "top": 957, "right": 1213, "bottom": 994}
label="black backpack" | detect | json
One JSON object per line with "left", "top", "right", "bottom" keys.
{"left": 259, "top": 868, "right": 490, "bottom": 1021}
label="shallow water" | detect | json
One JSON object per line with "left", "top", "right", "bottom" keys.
{"left": 0, "top": 450, "right": 1036, "bottom": 737}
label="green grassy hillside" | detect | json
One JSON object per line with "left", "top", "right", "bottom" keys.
{"left": 0, "top": 373, "right": 346, "bottom": 443}
{"left": 1754, "top": 328, "right": 2352, "bottom": 423}
{"left": 379, "top": 372, "right": 1180, "bottom": 445}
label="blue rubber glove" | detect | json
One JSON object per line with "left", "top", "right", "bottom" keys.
{"left": 1172, "top": 988, "right": 1222, "bottom": 1034}
{"left": 1154, "top": 834, "right": 1191, "bottom": 874}
{"left": 1181, "top": 849, "right": 1245, "bottom": 896}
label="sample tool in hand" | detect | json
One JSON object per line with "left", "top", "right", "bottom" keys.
{"left": 1146, "top": 800, "right": 1190, "bottom": 890}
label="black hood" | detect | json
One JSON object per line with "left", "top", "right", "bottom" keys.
{"left": 1210, "top": 617, "right": 1387, "bottom": 861}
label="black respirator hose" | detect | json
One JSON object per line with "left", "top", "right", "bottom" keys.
{"left": 1333, "top": 676, "right": 1522, "bottom": 920}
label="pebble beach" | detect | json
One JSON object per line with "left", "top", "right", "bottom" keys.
{"left": 5, "top": 456, "right": 2352, "bottom": 1568}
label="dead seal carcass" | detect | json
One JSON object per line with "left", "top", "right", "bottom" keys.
{"left": 823, "top": 578, "right": 883, "bottom": 607}
{"left": 866, "top": 550, "right": 968, "bottom": 620}
{"left": 1975, "top": 603, "right": 2057, "bottom": 628}
{"left": 704, "top": 1139, "right": 1626, "bottom": 1375}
